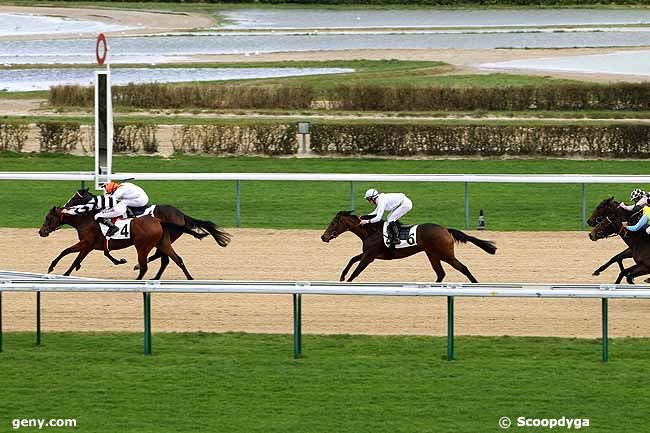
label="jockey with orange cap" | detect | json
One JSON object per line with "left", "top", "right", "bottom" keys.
{"left": 64, "top": 181, "right": 149, "bottom": 237}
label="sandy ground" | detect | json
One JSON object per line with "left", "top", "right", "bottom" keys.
{"left": 0, "top": 5, "right": 215, "bottom": 40}
{"left": 1, "top": 228, "right": 647, "bottom": 338}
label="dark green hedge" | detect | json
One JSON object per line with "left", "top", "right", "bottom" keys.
{"left": 50, "top": 82, "right": 650, "bottom": 112}
{"left": 332, "top": 84, "right": 650, "bottom": 111}
{"left": 310, "top": 123, "right": 650, "bottom": 157}
{"left": 171, "top": 124, "right": 298, "bottom": 155}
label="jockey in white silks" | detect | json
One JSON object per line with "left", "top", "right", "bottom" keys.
{"left": 360, "top": 188, "right": 413, "bottom": 248}
{"left": 64, "top": 181, "right": 149, "bottom": 237}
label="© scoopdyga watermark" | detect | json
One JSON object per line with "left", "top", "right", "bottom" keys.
{"left": 499, "top": 416, "right": 590, "bottom": 429}
{"left": 12, "top": 419, "right": 77, "bottom": 430}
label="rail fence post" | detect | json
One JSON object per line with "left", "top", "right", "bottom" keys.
{"left": 36, "top": 291, "right": 41, "bottom": 346}
{"left": 235, "top": 180, "right": 241, "bottom": 228}
{"left": 447, "top": 296, "right": 454, "bottom": 361}
{"left": 464, "top": 183, "right": 469, "bottom": 230}
{"left": 293, "top": 293, "right": 302, "bottom": 359}
{"left": 143, "top": 292, "right": 152, "bottom": 355}
{"left": 602, "top": 298, "right": 608, "bottom": 362}
{"left": 582, "top": 183, "right": 587, "bottom": 230}
{"left": 349, "top": 181, "right": 355, "bottom": 212}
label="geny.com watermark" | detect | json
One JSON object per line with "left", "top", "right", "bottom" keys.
{"left": 12, "top": 419, "right": 76, "bottom": 430}
{"left": 499, "top": 416, "right": 590, "bottom": 429}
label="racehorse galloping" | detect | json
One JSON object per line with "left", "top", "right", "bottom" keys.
{"left": 321, "top": 211, "right": 497, "bottom": 283}
{"left": 587, "top": 197, "right": 633, "bottom": 280}
{"left": 588, "top": 197, "right": 650, "bottom": 283}
{"left": 64, "top": 188, "right": 231, "bottom": 247}
{"left": 39, "top": 207, "right": 193, "bottom": 280}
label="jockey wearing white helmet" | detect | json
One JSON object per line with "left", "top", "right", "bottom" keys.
{"left": 360, "top": 188, "right": 413, "bottom": 248}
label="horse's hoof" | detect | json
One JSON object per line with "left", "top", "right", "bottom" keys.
{"left": 133, "top": 265, "right": 140, "bottom": 271}
{"left": 339, "top": 277, "right": 345, "bottom": 282}
{"left": 117, "top": 259, "right": 127, "bottom": 265}
{"left": 592, "top": 271, "right": 600, "bottom": 276}
{"left": 47, "top": 267, "right": 54, "bottom": 274}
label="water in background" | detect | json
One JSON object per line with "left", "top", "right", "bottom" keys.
{"left": 481, "top": 50, "right": 650, "bottom": 77}
{"left": 0, "top": 13, "right": 133, "bottom": 37}
{"left": 4, "top": 31, "right": 650, "bottom": 66}
{"left": 219, "top": 8, "right": 650, "bottom": 29}
{"left": 0, "top": 67, "right": 354, "bottom": 91}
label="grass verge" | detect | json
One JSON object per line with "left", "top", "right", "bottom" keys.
{"left": 0, "top": 332, "right": 648, "bottom": 433}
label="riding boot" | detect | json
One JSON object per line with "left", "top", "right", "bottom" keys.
{"left": 99, "top": 217, "right": 119, "bottom": 237}
{"left": 388, "top": 221, "right": 399, "bottom": 249}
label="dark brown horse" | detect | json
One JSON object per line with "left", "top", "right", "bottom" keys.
{"left": 321, "top": 211, "right": 496, "bottom": 282}
{"left": 588, "top": 198, "right": 649, "bottom": 283}
{"left": 587, "top": 197, "right": 633, "bottom": 280}
{"left": 39, "top": 207, "right": 193, "bottom": 280}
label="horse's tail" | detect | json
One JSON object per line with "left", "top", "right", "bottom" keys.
{"left": 447, "top": 228, "right": 497, "bottom": 255}
{"left": 184, "top": 215, "right": 232, "bottom": 247}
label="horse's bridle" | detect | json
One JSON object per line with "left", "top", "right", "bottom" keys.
{"left": 327, "top": 216, "right": 362, "bottom": 240}
{"left": 596, "top": 215, "right": 624, "bottom": 239}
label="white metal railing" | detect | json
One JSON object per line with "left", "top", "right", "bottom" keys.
{"left": 1, "top": 171, "right": 650, "bottom": 184}
{"left": 0, "top": 278, "right": 646, "bottom": 361}
{"left": 1, "top": 280, "right": 650, "bottom": 298}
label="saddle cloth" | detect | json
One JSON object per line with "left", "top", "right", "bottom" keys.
{"left": 383, "top": 222, "right": 418, "bottom": 249}
{"left": 100, "top": 218, "right": 132, "bottom": 240}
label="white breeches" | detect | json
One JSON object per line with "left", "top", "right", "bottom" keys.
{"left": 387, "top": 198, "right": 412, "bottom": 222}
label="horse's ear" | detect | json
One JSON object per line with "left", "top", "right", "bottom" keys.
{"left": 609, "top": 196, "right": 615, "bottom": 202}
{"left": 83, "top": 187, "right": 89, "bottom": 192}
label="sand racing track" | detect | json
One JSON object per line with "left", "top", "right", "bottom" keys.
{"left": 2, "top": 228, "right": 648, "bottom": 338}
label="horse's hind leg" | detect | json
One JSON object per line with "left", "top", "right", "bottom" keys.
{"left": 426, "top": 253, "right": 446, "bottom": 283}
{"left": 134, "top": 250, "right": 163, "bottom": 271}
{"left": 136, "top": 249, "right": 152, "bottom": 280}
{"left": 152, "top": 252, "right": 170, "bottom": 280}
{"left": 443, "top": 257, "right": 478, "bottom": 283}
{"left": 157, "top": 241, "right": 193, "bottom": 280}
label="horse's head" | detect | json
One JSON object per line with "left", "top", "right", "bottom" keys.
{"left": 589, "top": 212, "right": 624, "bottom": 241}
{"left": 588, "top": 197, "right": 619, "bottom": 227}
{"left": 64, "top": 188, "right": 94, "bottom": 208}
{"left": 321, "top": 211, "right": 360, "bottom": 243}
{"left": 39, "top": 207, "right": 64, "bottom": 237}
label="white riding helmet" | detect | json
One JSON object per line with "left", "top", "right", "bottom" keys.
{"left": 631, "top": 188, "right": 646, "bottom": 202}
{"left": 364, "top": 188, "right": 380, "bottom": 200}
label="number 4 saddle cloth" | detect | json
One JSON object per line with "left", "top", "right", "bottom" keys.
{"left": 100, "top": 218, "right": 132, "bottom": 240}
{"left": 382, "top": 222, "right": 418, "bottom": 249}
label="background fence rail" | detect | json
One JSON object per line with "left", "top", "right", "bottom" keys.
{"left": 2, "top": 171, "right": 650, "bottom": 229}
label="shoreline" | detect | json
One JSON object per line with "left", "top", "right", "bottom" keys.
{"left": 0, "top": 5, "right": 215, "bottom": 41}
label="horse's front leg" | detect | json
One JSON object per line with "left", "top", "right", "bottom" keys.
{"left": 48, "top": 241, "right": 86, "bottom": 273}
{"left": 340, "top": 253, "right": 363, "bottom": 282}
{"left": 347, "top": 255, "right": 374, "bottom": 282}
{"left": 593, "top": 248, "right": 632, "bottom": 276}
{"left": 622, "top": 264, "right": 650, "bottom": 284}
{"left": 63, "top": 248, "right": 93, "bottom": 276}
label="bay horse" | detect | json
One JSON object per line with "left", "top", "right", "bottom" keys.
{"left": 64, "top": 188, "right": 231, "bottom": 247}
{"left": 321, "top": 211, "right": 496, "bottom": 282}
{"left": 39, "top": 207, "right": 193, "bottom": 280}
{"left": 587, "top": 197, "right": 633, "bottom": 280}
{"left": 588, "top": 197, "right": 650, "bottom": 284}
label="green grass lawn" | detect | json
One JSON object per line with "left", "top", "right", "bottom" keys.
{"left": 0, "top": 153, "right": 645, "bottom": 230}
{"left": 0, "top": 332, "right": 648, "bottom": 433}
